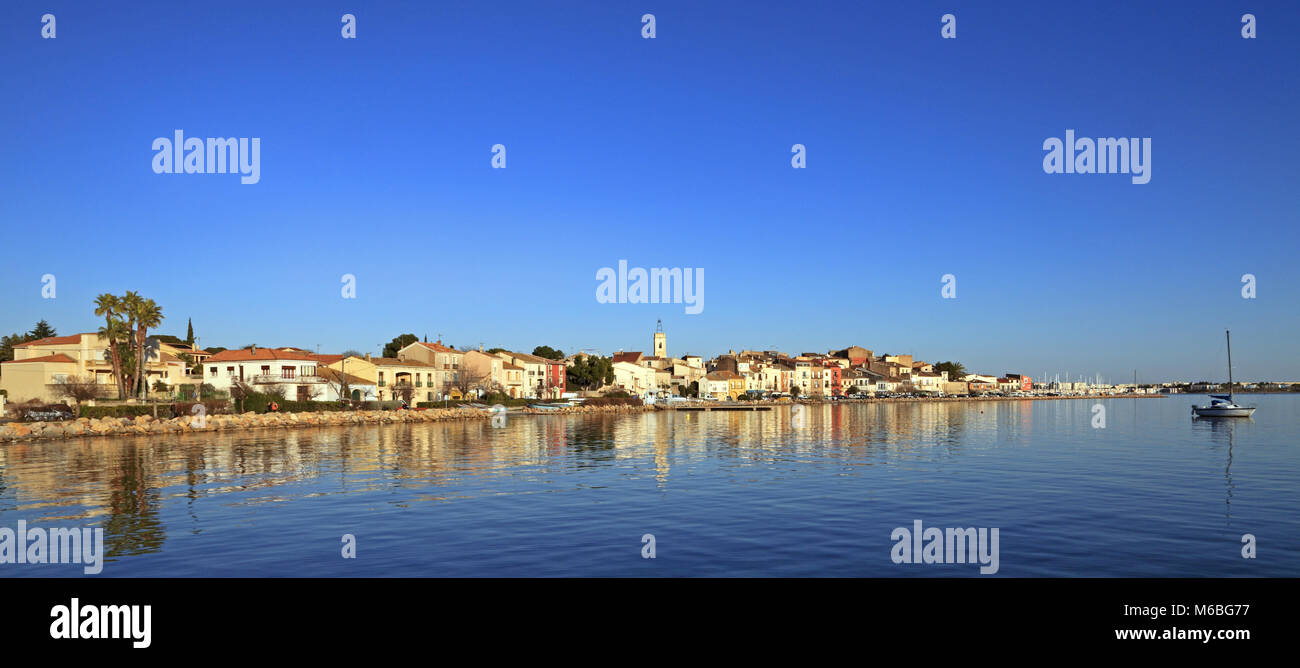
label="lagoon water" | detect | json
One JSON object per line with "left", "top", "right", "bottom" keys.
{"left": 1, "top": 396, "right": 1297, "bottom": 577}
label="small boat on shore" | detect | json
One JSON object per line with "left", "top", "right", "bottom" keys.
{"left": 1193, "top": 330, "right": 1256, "bottom": 418}
{"left": 528, "top": 403, "right": 564, "bottom": 411}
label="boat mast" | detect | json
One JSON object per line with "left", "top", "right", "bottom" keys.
{"left": 1226, "top": 329, "right": 1234, "bottom": 401}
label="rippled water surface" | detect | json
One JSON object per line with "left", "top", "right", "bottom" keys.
{"left": 1, "top": 397, "right": 1297, "bottom": 577}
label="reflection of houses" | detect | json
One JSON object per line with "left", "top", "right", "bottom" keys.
{"left": 0, "top": 333, "right": 191, "bottom": 402}
{"left": 205, "top": 347, "right": 328, "bottom": 401}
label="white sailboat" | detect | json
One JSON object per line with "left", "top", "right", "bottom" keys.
{"left": 1192, "top": 330, "right": 1256, "bottom": 418}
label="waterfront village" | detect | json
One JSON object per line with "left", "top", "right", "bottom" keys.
{"left": 8, "top": 312, "right": 1256, "bottom": 419}
{"left": 3, "top": 293, "right": 1295, "bottom": 418}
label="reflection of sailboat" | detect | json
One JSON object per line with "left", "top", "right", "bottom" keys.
{"left": 1192, "top": 330, "right": 1256, "bottom": 418}
{"left": 1194, "top": 417, "right": 1240, "bottom": 520}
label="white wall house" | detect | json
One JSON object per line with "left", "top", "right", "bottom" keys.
{"left": 612, "top": 361, "right": 659, "bottom": 397}
{"left": 203, "top": 347, "right": 329, "bottom": 402}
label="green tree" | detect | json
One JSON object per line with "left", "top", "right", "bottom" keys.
{"left": 532, "top": 345, "right": 564, "bottom": 360}
{"left": 383, "top": 334, "right": 418, "bottom": 358}
{"left": 28, "top": 320, "right": 56, "bottom": 340}
{"left": 934, "top": 361, "right": 967, "bottom": 381}
{"left": 185, "top": 318, "right": 195, "bottom": 346}
{"left": 0, "top": 321, "right": 61, "bottom": 363}
{"left": 96, "top": 301, "right": 130, "bottom": 400}
{"left": 565, "top": 355, "right": 614, "bottom": 391}
{"left": 125, "top": 294, "right": 163, "bottom": 399}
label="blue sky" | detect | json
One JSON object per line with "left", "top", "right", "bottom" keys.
{"left": 2, "top": 1, "right": 1297, "bottom": 382}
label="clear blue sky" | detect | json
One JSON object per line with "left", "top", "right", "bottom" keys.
{"left": 2, "top": 1, "right": 1297, "bottom": 382}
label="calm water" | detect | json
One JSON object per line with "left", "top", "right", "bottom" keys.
{"left": 1, "top": 397, "right": 1297, "bottom": 577}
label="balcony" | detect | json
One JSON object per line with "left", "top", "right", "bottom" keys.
{"left": 251, "top": 374, "right": 325, "bottom": 384}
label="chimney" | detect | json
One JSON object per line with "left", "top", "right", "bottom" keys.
{"left": 365, "top": 353, "right": 371, "bottom": 361}
{"left": 250, "top": 345, "right": 257, "bottom": 354}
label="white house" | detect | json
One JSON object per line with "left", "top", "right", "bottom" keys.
{"left": 203, "top": 347, "right": 329, "bottom": 402}
{"left": 612, "top": 361, "right": 659, "bottom": 397}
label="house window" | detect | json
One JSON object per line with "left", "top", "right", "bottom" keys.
{"left": 227, "top": 366, "right": 236, "bottom": 376}
{"left": 209, "top": 366, "right": 217, "bottom": 376}
{"left": 282, "top": 366, "right": 295, "bottom": 379}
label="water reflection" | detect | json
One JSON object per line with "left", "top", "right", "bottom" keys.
{"left": 1191, "top": 416, "right": 1250, "bottom": 522}
{"left": 1, "top": 399, "right": 1289, "bottom": 576}
{"left": 0, "top": 403, "right": 1025, "bottom": 555}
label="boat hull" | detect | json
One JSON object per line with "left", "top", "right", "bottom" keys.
{"left": 1192, "top": 406, "right": 1256, "bottom": 417}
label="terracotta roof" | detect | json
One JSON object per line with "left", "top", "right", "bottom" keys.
{"left": 612, "top": 352, "right": 644, "bottom": 364}
{"left": 706, "top": 371, "right": 741, "bottom": 380}
{"left": 318, "top": 367, "right": 375, "bottom": 386}
{"left": 415, "top": 341, "right": 459, "bottom": 354}
{"left": 508, "top": 351, "right": 559, "bottom": 365}
{"left": 369, "top": 357, "right": 434, "bottom": 368}
{"left": 206, "top": 348, "right": 319, "bottom": 362}
{"left": 13, "top": 334, "right": 86, "bottom": 348}
{"left": 312, "top": 354, "right": 344, "bottom": 364}
{"left": 2, "top": 353, "right": 78, "bottom": 364}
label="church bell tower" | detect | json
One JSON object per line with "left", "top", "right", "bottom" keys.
{"left": 653, "top": 319, "right": 667, "bottom": 359}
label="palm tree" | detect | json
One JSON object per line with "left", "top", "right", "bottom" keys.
{"left": 94, "top": 293, "right": 127, "bottom": 399}
{"left": 119, "top": 291, "right": 142, "bottom": 393}
{"left": 129, "top": 297, "right": 163, "bottom": 400}
{"left": 97, "top": 319, "right": 130, "bottom": 400}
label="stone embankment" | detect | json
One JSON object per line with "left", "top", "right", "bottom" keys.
{"left": 0, "top": 403, "right": 654, "bottom": 443}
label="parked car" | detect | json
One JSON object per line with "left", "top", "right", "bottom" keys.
{"left": 22, "top": 403, "right": 75, "bottom": 422}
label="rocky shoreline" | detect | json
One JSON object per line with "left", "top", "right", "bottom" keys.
{"left": 0, "top": 394, "right": 1162, "bottom": 443}
{"left": 0, "top": 403, "right": 654, "bottom": 443}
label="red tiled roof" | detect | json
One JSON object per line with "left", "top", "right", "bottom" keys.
{"left": 2, "top": 353, "right": 78, "bottom": 364}
{"left": 415, "top": 341, "right": 459, "bottom": 353}
{"left": 13, "top": 334, "right": 85, "bottom": 348}
{"left": 612, "top": 352, "right": 643, "bottom": 364}
{"left": 206, "top": 348, "right": 319, "bottom": 362}
{"left": 368, "top": 357, "right": 434, "bottom": 367}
